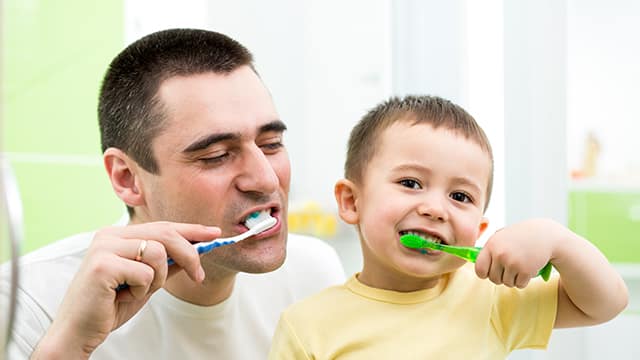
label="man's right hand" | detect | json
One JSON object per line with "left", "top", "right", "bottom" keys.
{"left": 30, "top": 222, "right": 221, "bottom": 359}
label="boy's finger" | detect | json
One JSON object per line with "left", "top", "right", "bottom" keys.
{"left": 475, "top": 249, "right": 491, "bottom": 279}
{"left": 488, "top": 263, "right": 505, "bottom": 285}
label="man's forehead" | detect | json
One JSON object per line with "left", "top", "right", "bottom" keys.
{"left": 154, "top": 68, "right": 280, "bottom": 144}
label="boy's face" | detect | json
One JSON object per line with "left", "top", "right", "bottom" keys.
{"left": 343, "top": 121, "right": 491, "bottom": 291}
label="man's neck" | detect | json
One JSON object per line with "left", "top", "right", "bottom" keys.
{"left": 163, "top": 269, "right": 237, "bottom": 306}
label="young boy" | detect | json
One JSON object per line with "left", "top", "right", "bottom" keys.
{"left": 268, "top": 95, "right": 628, "bottom": 359}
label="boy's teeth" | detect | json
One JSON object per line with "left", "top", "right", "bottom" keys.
{"left": 404, "top": 230, "right": 442, "bottom": 244}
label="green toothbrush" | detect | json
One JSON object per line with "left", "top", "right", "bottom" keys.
{"left": 400, "top": 234, "right": 553, "bottom": 281}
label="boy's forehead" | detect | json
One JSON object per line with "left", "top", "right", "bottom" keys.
{"left": 374, "top": 121, "right": 492, "bottom": 192}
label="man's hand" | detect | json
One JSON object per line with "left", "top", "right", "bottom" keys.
{"left": 31, "top": 222, "right": 220, "bottom": 359}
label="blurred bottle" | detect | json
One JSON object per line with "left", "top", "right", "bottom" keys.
{"left": 571, "top": 131, "right": 601, "bottom": 180}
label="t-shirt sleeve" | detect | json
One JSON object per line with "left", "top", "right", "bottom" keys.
{"left": 268, "top": 311, "right": 312, "bottom": 360}
{"left": 1, "top": 282, "right": 50, "bottom": 359}
{"left": 492, "top": 275, "right": 560, "bottom": 351}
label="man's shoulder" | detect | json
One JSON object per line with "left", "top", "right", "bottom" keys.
{"left": 0, "top": 230, "right": 96, "bottom": 343}
{"left": 16, "top": 231, "right": 94, "bottom": 266}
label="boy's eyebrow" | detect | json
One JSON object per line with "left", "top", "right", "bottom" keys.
{"left": 451, "top": 177, "right": 483, "bottom": 194}
{"left": 182, "top": 120, "right": 287, "bottom": 153}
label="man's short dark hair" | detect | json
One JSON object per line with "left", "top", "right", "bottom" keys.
{"left": 98, "top": 28, "right": 255, "bottom": 173}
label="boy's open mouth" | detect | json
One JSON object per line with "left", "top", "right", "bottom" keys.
{"left": 399, "top": 230, "right": 447, "bottom": 246}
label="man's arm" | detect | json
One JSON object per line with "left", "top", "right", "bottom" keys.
{"left": 28, "top": 222, "right": 219, "bottom": 358}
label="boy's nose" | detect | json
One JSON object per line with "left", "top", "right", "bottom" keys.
{"left": 235, "top": 146, "right": 279, "bottom": 195}
{"left": 417, "top": 194, "right": 448, "bottom": 222}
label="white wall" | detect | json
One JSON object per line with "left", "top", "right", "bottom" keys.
{"left": 566, "top": 0, "right": 640, "bottom": 184}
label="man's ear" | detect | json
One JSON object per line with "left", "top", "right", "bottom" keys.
{"left": 334, "top": 179, "right": 359, "bottom": 225}
{"left": 103, "top": 148, "right": 145, "bottom": 208}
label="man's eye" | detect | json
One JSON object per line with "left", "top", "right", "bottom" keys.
{"left": 399, "top": 179, "right": 421, "bottom": 190}
{"left": 260, "top": 142, "right": 283, "bottom": 153}
{"left": 450, "top": 192, "right": 472, "bottom": 203}
{"left": 200, "top": 153, "right": 228, "bottom": 164}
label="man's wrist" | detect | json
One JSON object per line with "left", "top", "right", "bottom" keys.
{"left": 31, "top": 324, "right": 93, "bottom": 360}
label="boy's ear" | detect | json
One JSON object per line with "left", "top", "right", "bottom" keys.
{"left": 334, "top": 179, "right": 359, "bottom": 225}
{"left": 477, "top": 217, "right": 490, "bottom": 238}
{"left": 103, "top": 148, "right": 146, "bottom": 208}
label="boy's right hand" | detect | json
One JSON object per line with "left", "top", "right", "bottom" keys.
{"left": 31, "top": 222, "right": 220, "bottom": 359}
{"left": 474, "top": 218, "right": 559, "bottom": 288}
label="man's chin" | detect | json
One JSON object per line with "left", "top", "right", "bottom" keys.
{"left": 201, "top": 245, "right": 287, "bottom": 274}
{"left": 239, "top": 251, "right": 287, "bottom": 274}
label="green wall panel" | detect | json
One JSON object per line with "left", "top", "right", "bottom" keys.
{"left": 3, "top": 0, "right": 125, "bottom": 253}
{"left": 4, "top": 0, "right": 123, "bottom": 155}
{"left": 10, "top": 160, "right": 124, "bottom": 253}
{"left": 569, "top": 190, "right": 640, "bottom": 263}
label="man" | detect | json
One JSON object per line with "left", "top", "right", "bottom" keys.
{"left": 2, "top": 28, "right": 345, "bottom": 359}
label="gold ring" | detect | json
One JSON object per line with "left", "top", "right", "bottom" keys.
{"left": 135, "top": 240, "right": 147, "bottom": 262}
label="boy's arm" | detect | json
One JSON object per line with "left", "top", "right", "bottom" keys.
{"left": 476, "top": 219, "right": 628, "bottom": 328}
{"left": 550, "top": 223, "right": 628, "bottom": 328}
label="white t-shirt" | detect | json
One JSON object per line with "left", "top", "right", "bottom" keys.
{"left": 2, "top": 230, "right": 345, "bottom": 359}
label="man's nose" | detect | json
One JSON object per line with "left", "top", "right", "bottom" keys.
{"left": 235, "top": 145, "right": 279, "bottom": 195}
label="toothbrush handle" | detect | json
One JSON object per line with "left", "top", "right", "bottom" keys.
{"left": 166, "top": 240, "right": 236, "bottom": 265}
{"left": 438, "top": 244, "right": 553, "bottom": 282}
{"left": 537, "top": 262, "right": 553, "bottom": 281}
{"left": 433, "top": 243, "right": 482, "bottom": 262}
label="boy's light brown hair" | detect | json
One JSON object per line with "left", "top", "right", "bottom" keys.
{"left": 344, "top": 95, "right": 494, "bottom": 211}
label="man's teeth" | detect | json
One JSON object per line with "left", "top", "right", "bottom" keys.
{"left": 244, "top": 209, "right": 273, "bottom": 229}
{"left": 402, "top": 231, "right": 443, "bottom": 244}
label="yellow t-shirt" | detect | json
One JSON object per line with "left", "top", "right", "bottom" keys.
{"left": 269, "top": 263, "right": 559, "bottom": 360}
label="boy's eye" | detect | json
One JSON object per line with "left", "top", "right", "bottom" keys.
{"left": 399, "top": 179, "right": 421, "bottom": 190}
{"left": 450, "top": 191, "right": 472, "bottom": 203}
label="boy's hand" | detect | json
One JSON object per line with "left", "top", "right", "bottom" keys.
{"left": 474, "top": 218, "right": 560, "bottom": 288}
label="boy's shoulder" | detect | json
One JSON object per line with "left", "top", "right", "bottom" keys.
{"left": 280, "top": 276, "right": 350, "bottom": 320}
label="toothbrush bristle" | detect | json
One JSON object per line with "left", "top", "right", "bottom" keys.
{"left": 253, "top": 216, "right": 277, "bottom": 233}
{"left": 400, "top": 234, "right": 424, "bottom": 248}
{"left": 244, "top": 210, "right": 275, "bottom": 230}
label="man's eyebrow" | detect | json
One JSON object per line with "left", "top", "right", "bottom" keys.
{"left": 259, "top": 120, "right": 287, "bottom": 134}
{"left": 182, "top": 132, "right": 239, "bottom": 153}
{"left": 181, "top": 120, "right": 287, "bottom": 153}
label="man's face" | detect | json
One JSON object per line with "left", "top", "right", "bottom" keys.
{"left": 137, "top": 66, "right": 290, "bottom": 274}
